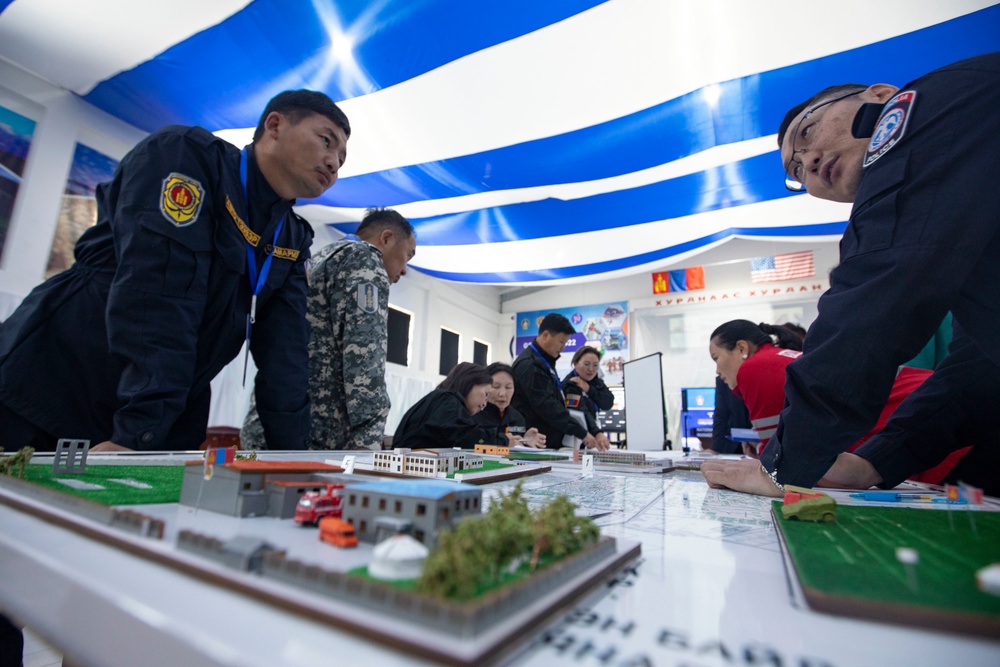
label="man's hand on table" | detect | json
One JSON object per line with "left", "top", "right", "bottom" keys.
{"left": 90, "top": 441, "right": 133, "bottom": 452}
{"left": 816, "top": 452, "right": 882, "bottom": 489}
{"left": 701, "top": 458, "right": 783, "bottom": 497}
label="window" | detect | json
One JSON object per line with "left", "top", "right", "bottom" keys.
{"left": 473, "top": 339, "right": 490, "bottom": 366}
{"left": 439, "top": 328, "right": 460, "bottom": 375}
{"left": 387, "top": 305, "right": 412, "bottom": 367}
{"left": 362, "top": 496, "right": 369, "bottom": 508}
{"left": 416, "top": 503, "right": 426, "bottom": 516}
{"left": 395, "top": 500, "right": 402, "bottom": 513}
{"left": 379, "top": 498, "right": 386, "bottom": 511}
{"left": 667, "top": 315, "right": 687, "bottom": 351}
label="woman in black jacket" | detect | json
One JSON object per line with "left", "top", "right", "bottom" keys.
{"left": 561, "top": 346, "right": 614, "bottom": 450}
{"left": 392, "top": 362, "right": 495, "bottom": 449}
{"left": 474, "top": 362, "right": 546, "bottom": 448}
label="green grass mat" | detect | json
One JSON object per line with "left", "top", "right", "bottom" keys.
{"left": 446, "top": 459, "right": 515, "bottom": 478}
{"left": 507, "top": 452, "right": 570, "bottom": 461}
{"left": 774, "top": 501, "right": 1000, "bottom": 622}
{"left": 13, "top": 463, "right": 185, "bottom": 505}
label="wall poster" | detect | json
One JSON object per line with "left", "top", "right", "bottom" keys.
{"left": 0, "top": 104, "right": 37, "bottom": 261}
{"left": 46, "top": 143, "right": 119, "bottom": 277}
{"left": 515, "top": 302, "right": 629, "bottom": 385}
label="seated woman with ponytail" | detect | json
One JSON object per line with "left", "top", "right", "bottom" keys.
{"left": 708, "top": 320, "right": 967, "bottom": 484}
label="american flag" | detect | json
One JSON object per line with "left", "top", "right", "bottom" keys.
{"left": 749, "top": 251, "right": 815, "bottom": 283}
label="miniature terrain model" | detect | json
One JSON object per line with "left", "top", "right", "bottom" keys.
{"left": 260, "top": 480, "right": 641, "bottom": 664}
{"left": 773, "top": 502, "right": 1000, "bottom": 637}
{"left": 178, "top": 460, "right": 343, "bottom": 518}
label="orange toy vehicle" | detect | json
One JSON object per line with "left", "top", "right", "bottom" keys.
{"left": 294, "top": 484, "right": 345, "bottom": 525}
{"left": 318, "top": 517, "right": 358, "bottom": 548}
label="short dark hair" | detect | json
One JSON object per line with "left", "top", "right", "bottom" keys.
{"left": 571, "top": 345, "right": 601, "bottom": 365}
{"left": 439, "top": 362, "right": 493, "bottom": 399}
{"left": 710, "top": 320, "right": 804, "bottom": 352}
{"left": 356, "top": 207, "right": 414, "bottom": 242}
{"left": 539, "top": 313, "right": 575, "bottom": 336}
{"left": 486, "top": 362, "right": 514, "bottom": 378}
{"left": 777, "top": 84, "right": 868, "bottom": 148}
{"left": 252, "top": 90, "right": 351, "bottom": 142}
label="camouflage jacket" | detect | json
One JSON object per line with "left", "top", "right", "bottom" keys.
{"left": 243, "top": 237, "right": 390, "bottom": 450}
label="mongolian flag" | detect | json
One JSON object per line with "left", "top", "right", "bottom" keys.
{"left": 653, "top": 266, "right": 705, "bottom": 294}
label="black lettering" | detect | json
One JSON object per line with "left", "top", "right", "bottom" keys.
{"left": 695, "top": 640, "right": 733, "bottom": 662}
{"left": 656, "top": 628, "right": 689, "bottom": 651}
{"left": 599, "top": 617, "right": 635, "bottom": 637}
{"left": 574, "top": 639, "right": 596, "bottom": 660}
{"left": 798, "top": 658, "right": 836, "bottom": 667}
{"left": 619, "top": 656, "right": 655, "bottom": 667}
{"left": 743, "top": 643, "right": 783, "bottom": 666}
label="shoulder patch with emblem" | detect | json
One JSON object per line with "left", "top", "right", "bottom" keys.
{"left": 863, "top": 90, "right": 916, "bottom": 168}
{"left": 160, "top": 173, "right": 205, "bottom": 226}
{"left": 357, "top": 282, "right": 378, "bottom": 313}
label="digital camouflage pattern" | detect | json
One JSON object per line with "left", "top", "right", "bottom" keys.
{"left": 242, "top": 238, "right": 390, "bottom": 450}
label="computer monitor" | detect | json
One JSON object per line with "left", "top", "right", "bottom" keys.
{"left": 681, "top": 386, "right": 716, "bottom": 411}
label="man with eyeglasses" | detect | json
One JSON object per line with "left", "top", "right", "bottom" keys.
{"left": 703, "top": 52, "right": 1000, "bottom": 497}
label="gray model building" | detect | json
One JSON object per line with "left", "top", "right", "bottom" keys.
{"left": 179, "top": 460, "right": 344, "bottom": 518}
{"left": 341, "top": 479, "right": 482, "bottom": 548}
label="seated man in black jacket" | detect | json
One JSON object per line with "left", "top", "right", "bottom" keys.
{"left": 511, "top": 313, "right": 598, "bottom": 450}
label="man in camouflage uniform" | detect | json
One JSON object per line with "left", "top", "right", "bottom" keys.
{"left": 242, "top": 207, "right": 416, "bottom": 450}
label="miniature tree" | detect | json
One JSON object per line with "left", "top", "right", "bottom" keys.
{"left": 0, "top": 446, "right": 35, "bottom": 478}
{"left": 419, "top": 520, "right": 493, "bottom": 600}
{"left": 417, "top": 482, "right": 601, "bottom": 600}
{"left": 531, "top": 495, "right": 599, "bottom": 570}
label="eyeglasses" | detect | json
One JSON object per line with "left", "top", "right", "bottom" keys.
{"left": 783, "top": 90, "right": 863, "bottom": 192}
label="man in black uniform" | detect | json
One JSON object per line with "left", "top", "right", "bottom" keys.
{"left": 703, "top": 52, "right": 1000, "bottom": 496}
{"left": 0, "top": 90, "right": 350, "bottom": 453}
{"left": 511, "top": 313, "right": 598, "bottom": 450}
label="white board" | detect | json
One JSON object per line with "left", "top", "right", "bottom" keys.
{"left": 622, "top": 352, "right": 667, "bottom": 450}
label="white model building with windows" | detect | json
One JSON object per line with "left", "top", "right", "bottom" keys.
{"left": 371, "top": 448, "right": 484, "bottom": 477}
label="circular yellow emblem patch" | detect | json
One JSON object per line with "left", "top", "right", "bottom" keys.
{"left": 160, "top": 173, "right": 204, "bottom": 226}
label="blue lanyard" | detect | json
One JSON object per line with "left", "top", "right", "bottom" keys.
{"left": 530, "top": 343, "right": 565, "bottom": 399}
{"left": 240, "top": 147, "right": 286, "bottom": 382}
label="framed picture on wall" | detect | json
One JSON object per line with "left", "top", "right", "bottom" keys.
{"left": 46, "top": 142, "right": 120, "bottom": 278}
{"left": 0, "top": 104, "right": 37, "bottom": 262}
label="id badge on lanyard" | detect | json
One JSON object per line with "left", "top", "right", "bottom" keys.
{"left": 240, "top": 147, "right": 285, "bottom": 385}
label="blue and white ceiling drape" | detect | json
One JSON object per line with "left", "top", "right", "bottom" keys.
{"left": 1, "top": 0, "right": 998, "bottom": 283}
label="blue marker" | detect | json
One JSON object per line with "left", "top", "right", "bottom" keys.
{"left": 849, "top": 491, "right": 965, "bottom": 504}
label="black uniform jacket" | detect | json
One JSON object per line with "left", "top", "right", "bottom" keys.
{"left": 765, "top": 53, "right": 1000, "bottom": 486}
{"left": 511, "top": 341, "right": 587, "bottom": 449}
{"left": 473, "top": 402, "right": 528, "bottom": 446}
{"left": 712, "top": 377, "right": 752, "bottom": 454}
{"left": 561, "top": 372, "right": 614, "bottom": 436}
{"left": 0, "top": 126, "right": 313, "bottom": 450}
{"left": 392, "top": 389, "right": 495, "bottom": 450}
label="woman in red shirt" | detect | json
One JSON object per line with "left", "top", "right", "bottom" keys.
{"left": 708, "top": 320, "right": 965, "bottom": 484}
